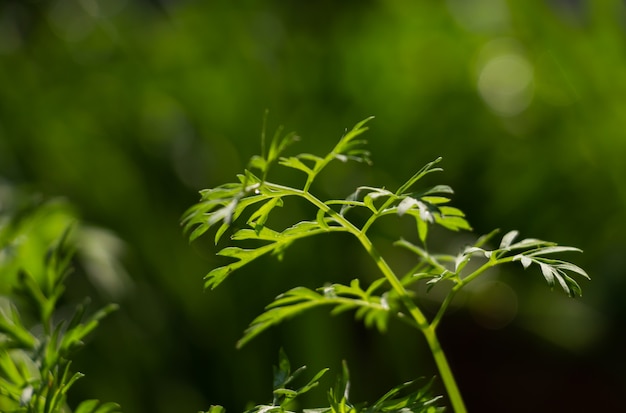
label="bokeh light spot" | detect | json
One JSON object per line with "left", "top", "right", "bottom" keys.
{"left": 476, "top": 39, "right": 534, "bottom": 117}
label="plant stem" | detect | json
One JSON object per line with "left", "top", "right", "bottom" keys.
{"left": 353, "top": 230, "right": 467, "bottom": 412}
{"left": 299, "top": 188, "right": 468, "bottom": 412}
{"left": 423, "top": 326, "right": 467, "bottom": 413}
{"left": 431, "top": 256, "right": 514, "bottom": 330}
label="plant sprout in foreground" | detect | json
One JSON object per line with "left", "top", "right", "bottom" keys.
{"left": 183, "top": 118, "right": 589, "bottom": 412}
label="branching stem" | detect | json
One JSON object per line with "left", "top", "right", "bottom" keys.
{"left": 188, "top": 121, "right": 588, "bottom": 413}
{"left": 296, "top": 187, "right": 468, "bottom": 412}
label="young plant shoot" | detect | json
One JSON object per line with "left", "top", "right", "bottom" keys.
{"left": 183, "top": 118, "right": 589, "bottom": 412}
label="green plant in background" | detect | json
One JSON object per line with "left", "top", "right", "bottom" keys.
{"left": 0, "top": 195, "right": 120, "bottom": 413}
{"left": 202, "top": 349, "right": 443, "bottom": 413}
{"left": 183, "top": 118, "right": 589, "bottom": 412}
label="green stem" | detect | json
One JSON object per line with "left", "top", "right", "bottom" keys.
{"left": 431, "top": 255, "right": 515, "bottom": 330}
{"left": 288, "top": 187, "right": 468, "bottom": 411}
{"left": 300, "top": 192, "right": 424, "bottom": 321}
{"left": 430, "top": 261, "right": 491, "bottom": 331}
{"left": 356, "top": 234, "right": 467, "bottom": 412}
{"left": 321, "top": 207, "right": 465, "bottom": 410}
{"left": 425, "top": 255, "right": 520, "bottom": 412}
{"left": 303, "top": 149, "right": 339, "bottom": 192}
{"left": 361, "top": 195, "right": 397, "bottom": 235}
{"left": 423, "top": 326, "right": 467, "bottom": 413}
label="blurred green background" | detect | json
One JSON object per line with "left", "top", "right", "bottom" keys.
{"left": 1, "top": 0, "right": 625, "bottom": 411}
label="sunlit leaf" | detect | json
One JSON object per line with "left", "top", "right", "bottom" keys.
{"left": 332, "top": 117, "right": 374, "bottom": 164}
{"left": 205, "top": 243, "right": 279, "bottom": 290}
{"left": 237, "top": 287, "right": 324, "bottom": 348}
{"left": 435, "top": 214, "right": 471, "bottom": 232}
{"left": 499, "top": 230, "right": 519, "bottom": 249}
{"left": 421, "top": 196, "right": 450, "bottom": 204}
{"left": 513, "top": 254, "right": 532, "bottom": 269}
{"left": 249, "top": 155, "right": 267, "bottom": 172}
{"left": 238, "top": 280, "right": 394, "bottom": 348}
{"left": 297, "top": 153, "right": 325, "bottom": 163}
{"left": 506, "top": 237, "right": 587, "bottom": 296}
{"left": 417, "top": 201, "right": 434, "bottom": 223}
{"left": 268, "top": 128, "right": 299, "bottom": 165}
{"left": 422, "top": 185, "right": 454, "bottom": 196}
{"left": 279, "top": 156, "right": 314, "bottom": 175}
{"left": 525, "top": 246, "right": 582, "bottom": 256}
{"left": 369, "top": 377, "right": 444, "bottom": 412}
{"left": 506, "top": 238, "right": 549, "bottom": 250}
{"left": 363, "top": 188, "right": 392, "bottom": 213}
{"left": 395, "top": 157, "right": 443, "bottom": 196}
{"left": 397, "top": 197, "right": 418, "bottom": 216}
{"left": 555, "top": 261, "right": 590, "bottom": 279}
{"left": 248, "top": 197, "right": 284, "bottom": 233}
{"left": 74, "top": 399, "right": 123, "bottom": 413}
{"left": 417, "top": 218, "right": 428, "bottom": 244}
{"left": 365, "top": 278, "right": 387, "bottom": 296}
{"left": 539, "top": 262, "right": 556, "bottom": 285}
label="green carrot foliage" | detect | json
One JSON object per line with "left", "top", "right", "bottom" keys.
{"left": 185, "top": 118, "right": 589, "bottom": 412}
